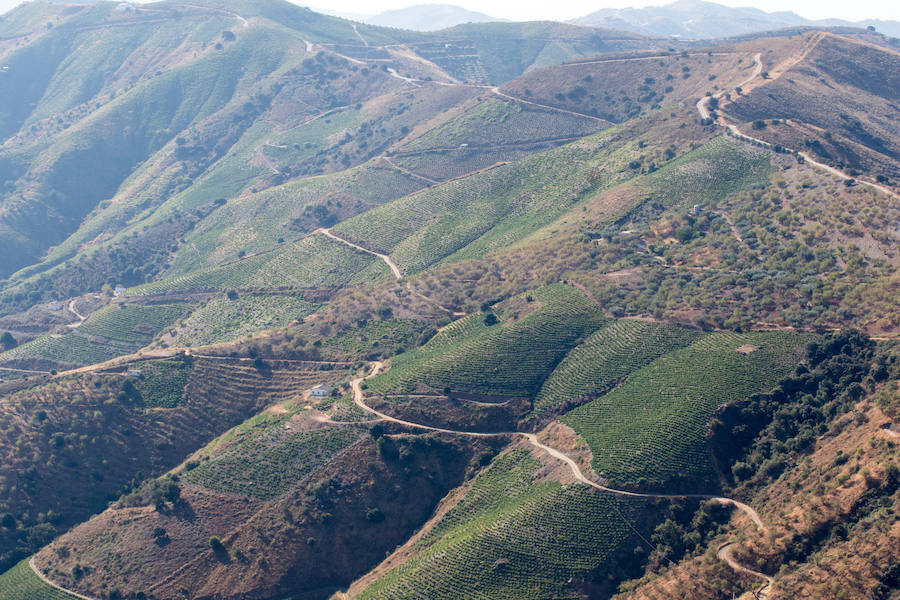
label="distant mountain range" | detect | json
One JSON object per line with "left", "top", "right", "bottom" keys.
{"left": 364, "top": 3, "right": 500, "bottom": 31}
{"left": 573, "top": 0, "right": 900, "bottom": 39}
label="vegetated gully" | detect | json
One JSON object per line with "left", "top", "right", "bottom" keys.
{"left": 349, "top": 362, "right": 773, "bottom": 598}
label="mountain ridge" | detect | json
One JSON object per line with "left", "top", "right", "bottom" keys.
{"left": 574, "top": 0, "right": 900, "bottom": 39}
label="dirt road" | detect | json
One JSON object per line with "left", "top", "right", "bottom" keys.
{"left": 316, "top": 228, "right": 402, "bottom": 280}
{"left": 30, "top": 556, "right": 97, "bottom": 600}
{"left": 346, "top": 362, "right": 770, "bottom": 594}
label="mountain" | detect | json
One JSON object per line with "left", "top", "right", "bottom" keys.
{"left": 574, "top": 0, "right": 900, "bottom": 39}
{"left": 0, "top": 0, "right": 650, "bottom": 314}
{"left": 3, "top": 2, "right": 900, "bottom": 600}
{"left": 366, "top": 4, "right": 500, "bottom": 31}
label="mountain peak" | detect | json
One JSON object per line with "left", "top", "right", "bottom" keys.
{"left": 365, "top": 3, "right": 500, "bottom": 31}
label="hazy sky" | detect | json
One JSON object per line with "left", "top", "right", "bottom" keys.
{"left": 316, "top": 0, "right": 900, "bottom": 22}
{"left": 1, "top": 0, "right": 898, "bottom": 24}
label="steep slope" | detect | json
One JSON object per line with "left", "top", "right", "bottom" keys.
{"left": 0, "top": 356, "right": 353, "bottom": 573}
{"left": 5, "top": 22, "right": 900, "bottom": 600}
{"left": 724, "top": 33, "right": 900, "bottom": 181}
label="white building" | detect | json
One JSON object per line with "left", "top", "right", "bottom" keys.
{"left": 310, "top": 384, "right": 331, "bottom": 398}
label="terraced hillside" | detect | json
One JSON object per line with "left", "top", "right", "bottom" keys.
{"left": 0, "top": 355, "right": 352, "bottom": 573}
{"left": 356, "top": 450, "right": 653, "bottom": 600}
{"left": 563, "top": 331, "right": 812, "bottom": 490}
{"left": 0, "top": 303, "right": 192, "bottom": 369}
{"left": 367, "top": 284, "right": 607, "bottom": 398}
{"left": 4, "top": 12, "right": 900, "bottom": 600}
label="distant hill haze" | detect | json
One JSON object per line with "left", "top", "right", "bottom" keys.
{"left": 365, "top": 3, "right": 500, "bottom": 31}
{"left": 574, "top": 0, "right": 900, "bottom": 38}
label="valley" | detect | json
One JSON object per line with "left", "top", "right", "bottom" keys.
{"left": 1, "top": 1, "right": 900, "bottom": 599}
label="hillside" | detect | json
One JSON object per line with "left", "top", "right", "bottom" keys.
{"left": 3, "top": 9, "right": 900, "bottom": 600}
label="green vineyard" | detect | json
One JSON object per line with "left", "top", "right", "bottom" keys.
{"left": 135, "top": 359, "right": 193, "bottom": 409}
{"left": 170, "top": 294, "right": 318, "bottom": 347}
{"left": 533, "top": 319, "right": 701, "bottom": 416}
{"left": 358, "top": 450, "right": 650, "bottom": 599}
{"left": 130, "top": 234, "right": 383, "bottom": 295}
{"left": 184, "top": 421, "right": 365, "bottom": 499}
{"left": 563, "top": 330, "right": 814, "bottom": 489}
{"left": 0, "top": 559, "right": 79, "bottom": 600}
{"left": 0, "top": 303, "right": 191, "bottom": 366}
{"left": 368, "top": 284, "right": 607, "bottom": 397}
{"left": 0, "top": 333, "right": 135, "bottom": 367}
{"left": 399, "top": 96, "right": 604, "bottom": 154}
{"left": 333, "top": 136, "right": 616, "bottom": 273}
{"left": 76, "top": 303, "right": 192, "bottom": 343}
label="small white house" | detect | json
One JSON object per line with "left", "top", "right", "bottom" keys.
{"left": 113, "top": 286, "right": 126, "bottom": 297}
{"left": 310, "top": 384, "right": 331, "bottom": 398}
{"left": 127, "top": 369, "right": 143, "bottom": 378}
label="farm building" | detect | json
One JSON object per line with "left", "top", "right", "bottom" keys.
{"left": 310, "top": 384, "right": 331, "bottom": 398}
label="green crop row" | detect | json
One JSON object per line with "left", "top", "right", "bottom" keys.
{"left": 0, "top": 332, "right": 135, "bottom": 367}
{"left": 170, "top": 294, "right": 318, "bottom": 347}
{"left": 359, "top": 450, "right": 650, "bottom": 599}
{"left": 184, "top": 423, "right": 365, "bottom": 499}
{"left": 135, "top": 359, "right": 193, "bottom": 409}
{"left": 0, "top": 559, "right": 79, "bottom": 600}
{"left": 400, "top": 97, "right": 602, "bottom": 153}
{"left": 534, "top": 319, "right": 701, "bottom": 416}
{"left": 563, "top": 330, "right": 813, "bottom": 489}
{"left": 130, "top": 234, "right": 382, "bottom": 295}
{"left": 368, "top": 284, "right": 607, "bottom": 397}
{"left": 77, "top": 303, "right": 192, "bottom": 343}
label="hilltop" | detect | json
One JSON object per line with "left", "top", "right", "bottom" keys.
{"left": 366, "top": 4, "right": 500, "bottom": 31}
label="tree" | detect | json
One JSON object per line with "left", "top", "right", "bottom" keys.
{"left": 483, "top": 313, "right": 498, "bottom": 326}
{"left": 0, "top": 331, "right": 16, "bottom": 350}
{"left": 365, "top": 508, "right": 385, "bottom": 523}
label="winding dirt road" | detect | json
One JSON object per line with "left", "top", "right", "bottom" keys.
{"left": 66, "top": 298, "right": 87, "bottom": 329}
{"left": 315, "top": 228, "right": 402, "bottom": 280}
{"left": 718, "top": 542, "right": 772, "bottom": 599}
{"left": 349, "top": 362, "right": 771, "bottom": 593}
{"left": 696, "top": 52, "right": 762, "bottom": 121}
{"left": 350, "top": 364, "right": 763, "bottom": 526}
{"left": 698, "top": 50, "right": 900, "bottom": 203}
{"left": 491, "top": 87, "right": 610, "bottom": 124}
{"left": 30, "top": 556, "right": 97, "bottom": 600}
